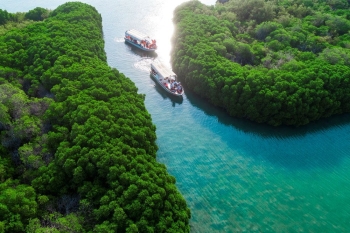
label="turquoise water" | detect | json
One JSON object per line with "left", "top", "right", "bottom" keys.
{"left": 2, "top": 1, "right": 350, "bottom": 232}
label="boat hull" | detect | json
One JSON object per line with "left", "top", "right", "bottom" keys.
{"left": 150, "top": 73, "right": 183, "bottom": 98}
{"left": 125, "top": 38, "right": 156, "bottom": 52}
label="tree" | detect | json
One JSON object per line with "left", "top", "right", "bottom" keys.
{"left": 0, "top": 179, "right": 38, "bottom": 232}
{"left": 25, "top": 7, "right": 49, "bottom": 21}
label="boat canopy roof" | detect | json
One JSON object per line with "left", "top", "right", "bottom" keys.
{"left": 151, "top": 62, "right": 176, "bottom": 79}
{"left": 125, "top": 29, "right": 151, "bottom": 41}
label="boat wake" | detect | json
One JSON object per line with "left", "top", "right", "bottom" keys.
{"left": 114, "top": 37, "right": 125, "bottom": 43}
{"left": 133, "top": 58, "right": 154, "bottom": 72}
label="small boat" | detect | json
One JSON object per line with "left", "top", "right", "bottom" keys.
{"left": 124, "top": 29, "right": 157, "bottom": 52}
{"left": 150, "top": 62, "right": 184, "bottom": 97}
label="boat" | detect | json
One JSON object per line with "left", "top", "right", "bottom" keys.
{"left": 124, "top": 29, "right": 157, "bottom": 52}
{"left": 150, "top": 62, "right": 184, "bottom": 97}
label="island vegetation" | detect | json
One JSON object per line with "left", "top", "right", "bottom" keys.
{"left": 171, "top": 0, "right": 350, "bottom": 126}
{"left": 0, "top": 2, "right": 190, "bottom": 232}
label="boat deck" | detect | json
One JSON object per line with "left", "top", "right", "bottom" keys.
{"left": 151, "top": 62, "right": 176, "bottom": 79}
{"left": 126, "top": 29, "right": 150, "bottom": 41}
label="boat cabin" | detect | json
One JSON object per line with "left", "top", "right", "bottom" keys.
{"left": 125, "top": 29, "right": 157, "bottom": 50}
{"left": 151, "top": 62, "right": 177, "bottom": 80}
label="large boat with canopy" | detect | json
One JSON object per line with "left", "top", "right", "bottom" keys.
{"left": 150, "top": 61, "right": 184, "bottom": 98}
{"left": 124, "top": 29, "right": 157, "bottom": 52}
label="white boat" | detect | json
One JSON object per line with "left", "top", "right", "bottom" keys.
{"left": 124, "top": 29, "right": 157, "bottom": 52}
{"left": 150, "top": 62, "right": 184, "bottom": 97}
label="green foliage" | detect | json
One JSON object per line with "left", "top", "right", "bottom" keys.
{"left": 172, "top": 0, "right": 350, "bottom": 126}
{"left": 0, "top": 82, "right": 51, "bottom": 173}
{"left": 24, "top": 7, "right": 49, "bottom": 21}
{"left": 26, "top": 213, "right": 85, "bottom": 233}
{"left": 1, "top": 2, "right": 190, "bottom": 232}
{"left": 0, "top": 179, "right": 38, "bottom": 232}
{"left": 318, "top": 47, "right": 350, "bottom": 65}
{"left": 0, "top": 9, "right": 11, "bottom": 25}
{"left": 255, "top": 21, "right": 282, "bottom": 41}
{"left": 221, "top": 0, "right": 276, "bottom": 23}
{"left": 325, "top": 15, "right": 350, "bottom": 35}
{"left": 0, "top": 152, "right": 14, "bottom": 182}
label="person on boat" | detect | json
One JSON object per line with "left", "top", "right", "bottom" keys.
{"left": 171, "top": 80, "right": 177, "bottom": 90}
{"left": 176, "top": 82, "right": 182, "bottom": 92}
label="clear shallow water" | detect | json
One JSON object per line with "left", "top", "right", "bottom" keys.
{"left": 2, "top": 1, "right": 350, "bottom": 232}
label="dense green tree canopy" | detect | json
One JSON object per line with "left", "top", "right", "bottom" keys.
{"left": 24, "top": 7, "right": 49, "bottom": 21}
{"left": 0, "top": 2, "right": 190, "bottom": 232}
{"left": 171, "top": 0, "right": 350, "bottom": 126}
